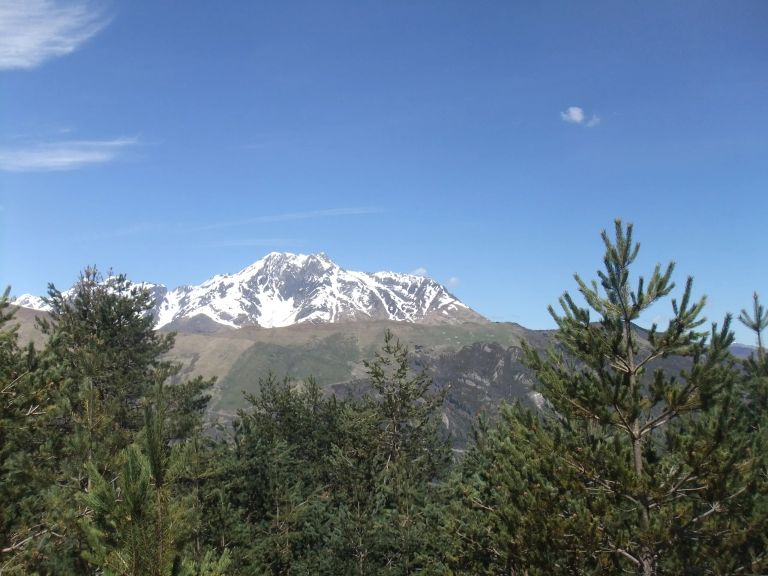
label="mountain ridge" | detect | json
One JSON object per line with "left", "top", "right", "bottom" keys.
{"left": 12, "top": 252, "right": 486, "bottom": 329}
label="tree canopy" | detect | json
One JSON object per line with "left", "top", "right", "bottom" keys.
{"left": 1, "top": 225, "right": 766, "bottom": 575}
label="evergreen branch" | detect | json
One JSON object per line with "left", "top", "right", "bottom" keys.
{"left": 1, "top": 526, "right": 65, "bottom": 554}
{"left": 468, "top": 496, "right": 497, "bottom": 513}
{"left": 608, "top": 356, "right": 632, "bottom": 374}
{"left": 633, "top": 349, "right": 667, "bottom": 374}
{"left": 557, "top": 392, "right": 602, "bottom": 422}
{"left": 739, "top": 292, "right": 767, "bottom": 360}
{"left": 0, "top": 370, "right": 30, "bottom": 396}
{"left": 659, "top": 472, "right": 702, "bottom": 502}
{"left": 611, "top": 399, "right": 634, "bottom": 436}
{"left": 638, "top": 378, "right": 698, "bottom": 438}
{"left": 603, "top": 543, "right": 642, "bottom": 568}
{"left": 732, "top": 549, "right": 768, "bottom": 574}
{"left": 560, "top": 453, "right": 641, "bottom": 507}
{"left": 24, "top": 403, "right": 43, "bottom": 416}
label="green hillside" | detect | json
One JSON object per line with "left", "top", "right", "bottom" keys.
{"left": 208, "top": 321, "right": 534, "bottom": 417}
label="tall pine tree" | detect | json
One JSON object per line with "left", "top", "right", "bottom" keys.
{"left": 448, "top": 221, "right": 757, "bottom": 575}
{"left": 0, "top": 288, "right": 51, "bottom": 573}
{"left": 5, "top": 268, "right": 214, "bottom": 574}
{"left": 525, "top": 220, "right": 752, "bottom": 574}
{"left": 326, "top": 329, "right": 450, "bottom": 575}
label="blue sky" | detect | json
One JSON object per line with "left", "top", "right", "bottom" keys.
{"left": 1, "top": 1, "right": 766, "bottom": 343}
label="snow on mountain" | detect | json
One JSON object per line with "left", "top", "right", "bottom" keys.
{"left": 11, "top": 294, "right": 49, "bottom": 311}
{"left": 155, "top": 252, "right": 485, "bottom": 328}
{"left": 12, "top": 253, "right": 486, "bottom": 329}
{"left": 11, "top": 282, "right": 166, "bottom": 314}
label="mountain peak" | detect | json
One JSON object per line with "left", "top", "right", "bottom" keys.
{"left": 11, "top": 294, "right": 48, "bottom": 310}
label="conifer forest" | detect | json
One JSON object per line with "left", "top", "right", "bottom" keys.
{"left": 2, "top": 221, "right": 767, "bottom": 575}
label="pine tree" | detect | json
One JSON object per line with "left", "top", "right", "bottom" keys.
{"left": 448, "top": 221, "right": 754, "bottom": 575}
{"left": 4, "top": 268, "right": 214, "bottom": 574}
{"left": 444, "top": 403, "right": 600, "bottom": 575}
{"left": 524, "top": 221, "right": 746, "bottom": 573}
{"left": 740, "top": 293, "right": 768, "bottom": 364}
{"left": 211, "top": 331, "right": 451, "bottom": 574}
{"left": 215, "top": 374, "right": 346, "bottom": 574}
{"left": 80, "top": 379, "right": 230, "bottom": 576}
{"left": 0, "top": 288, "right": 51, "bottom": 574}
{"left": 723, "top": 293, "right": 768, "bottom": 571}
{"left": 524, "top": 220, "right": 753, "bottom": 574}
{"left": 326, "top": 330, "right": 450, "bottom": 575}
{"left": 38, "top": 268, "right": 176, "bottom": 450}
{"left": 364, "top": 329, "right": 448, "bottom": 478}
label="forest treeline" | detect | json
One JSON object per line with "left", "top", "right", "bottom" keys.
{"left": 1, "top": 221, "right": 767, "bottom": 575}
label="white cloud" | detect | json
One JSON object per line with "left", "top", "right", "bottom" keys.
{"left": 410, "top": 267, "right": 428, "bottom": 277}
{"left": 0, "top": 138, "right": 137, "bottom": 172}
{"left": 561, "top": 106, "right": 600, "bottom": 128}
{"left": 561, "top": 106, "right": 585, "bottom": 124}
{"left": 0, "top": 0, "right": 109, "bottom": 70}
{"left": 446, "top": 276, "right": 460, "bottom": 287}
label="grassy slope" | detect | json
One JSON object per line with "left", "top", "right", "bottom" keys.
{"left": 212, "top": 321, "right": 534, "bottom": 416}
{"left": 6, "top": 309, "right": 549, "bottom": 431}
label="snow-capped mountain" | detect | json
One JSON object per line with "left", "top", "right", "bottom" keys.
{"left": 12, "top": 252, "right": 486, "bottom": 329}
{"left": 12, "top": 294, "right": 49, "bottom": 310}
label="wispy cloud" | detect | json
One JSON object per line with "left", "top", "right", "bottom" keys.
{"left": 206, "top": 238, "right": 301, "bottom": 248}
{"left": 410, "top": 267, "right": 428, "bottom": 277}
{"left": 190, "top": 207, "right": 381, "bottom": 232}
{"left": 446, "top": 276, "right": 460, "bottom": 287}
{"left": 0, "top": 138, "right": 137, "bottom": 172}
{"left": 0, "top": 0, "right": 109, "bottom": 70}
{"left": 560, "top": 106, "right": 600, "bottom": 128}
{"left": 108, "top": 207, "right": 380, "bottom": 239}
